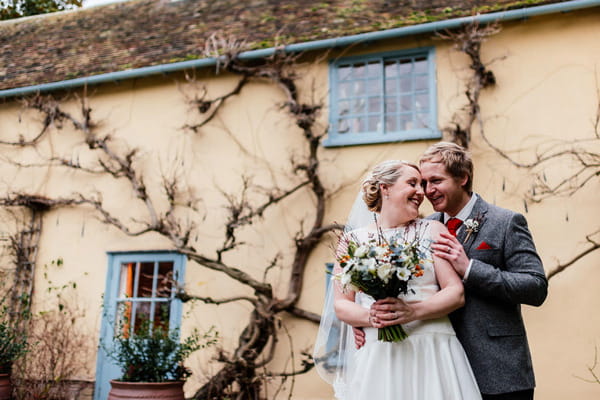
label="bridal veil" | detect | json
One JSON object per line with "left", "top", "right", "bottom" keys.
{"left": 312, "top": 193, "right": 376, "bottom": 398}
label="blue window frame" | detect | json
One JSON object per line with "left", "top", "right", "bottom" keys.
{"left": 94, "top": 251, "right": 186, "bottom": 400}
{"left": 324, "top": 47, "right": 440, "bottom": 147}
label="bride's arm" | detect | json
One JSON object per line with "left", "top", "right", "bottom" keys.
{"left": 332, "top": 265, "right": 373, "bottom": 328}
{"left": 414, "top": 220, "right": 465, "bottom": 318}
{"left": 372, "top": 221, "right": 464, "bottom": 326}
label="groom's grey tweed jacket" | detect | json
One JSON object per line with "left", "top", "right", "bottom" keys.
{"left": 429, "top": 195, "right": 548, "bottom": 395}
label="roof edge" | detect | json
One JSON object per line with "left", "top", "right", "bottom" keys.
{"left": 1, "top": 0, "right": 599, "bottom": 99}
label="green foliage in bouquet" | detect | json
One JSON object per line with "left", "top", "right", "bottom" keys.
{"left": 106, "top": 317, "right": 218, "bottom": 382}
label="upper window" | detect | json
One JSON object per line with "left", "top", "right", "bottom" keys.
{"left": 324, "top": 47, "right": 439, "bottom": 147}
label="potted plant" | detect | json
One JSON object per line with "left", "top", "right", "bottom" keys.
{"left": 105, "top": 317, "right": 217, "bottom": 400}
{"left": 0, "top": 313, "right": 28, "bottom": 400}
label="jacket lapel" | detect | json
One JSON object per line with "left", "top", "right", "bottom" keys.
{"left": 460, "top": 196, "right": 489, "bottom": 254}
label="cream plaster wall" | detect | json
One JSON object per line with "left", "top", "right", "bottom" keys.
{"left": 0, "top": 7, "right": 599, "bottom": 400}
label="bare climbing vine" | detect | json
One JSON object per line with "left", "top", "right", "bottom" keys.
{"left": 0, "top": 37, "right": 339, "bottom": 399}
{"left": 438, "top": 22, "right": 500, "bottom": 148}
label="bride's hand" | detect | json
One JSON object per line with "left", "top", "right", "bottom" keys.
{"left": 370, "top": 297, "right": 417, "bottom": 326}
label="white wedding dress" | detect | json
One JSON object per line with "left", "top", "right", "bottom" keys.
{"left": 333, "top": 221, "right": 481, "bottom": 400}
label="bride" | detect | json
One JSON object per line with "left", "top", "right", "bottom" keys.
{"left": 314, "top": 160, "right": 481, "bottom": 400}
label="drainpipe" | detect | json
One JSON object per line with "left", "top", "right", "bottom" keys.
{"left": 0, "top": 0, "right": 598, "bottom": 98}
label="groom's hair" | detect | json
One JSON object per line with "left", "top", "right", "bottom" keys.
{"left": 419, "top": 142, "right": 473, "bottom": 193}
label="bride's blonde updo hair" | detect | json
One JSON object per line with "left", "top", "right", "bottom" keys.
{"left": 361, "top": 160, "right": 420, "bottom": 212}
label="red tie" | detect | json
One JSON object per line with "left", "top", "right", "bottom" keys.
{"left": 446, "top": 218, "right": 463, "bottom": 237}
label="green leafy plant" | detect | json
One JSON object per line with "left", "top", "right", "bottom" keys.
{"left": 0, "top": 309, "right": 28, "bottom": 374}
{"left": 106, "top": 317, "right": 218, "bottom": 382}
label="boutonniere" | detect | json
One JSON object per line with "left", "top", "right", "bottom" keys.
{"left": 464, "top": 213, "right": 485, "bottom": 243}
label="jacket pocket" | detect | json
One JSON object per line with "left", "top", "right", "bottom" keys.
{"left": 471, "top": 248, "right": 501, "bottom": 265}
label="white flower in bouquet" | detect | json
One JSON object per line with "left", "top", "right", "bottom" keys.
{"left": 396, "top": 266, "right": 411, "bottom": 281}
{"left": 354, "top": 245, "right": 369, "bottom": 258}
{"left": 373, "top": 246, "right": 388, "bottom": 258}
{"left": 365, "top": 258, "right": 377, "bottom": 272}
{"left": 376, "top": 263, "right": 394, "bottom": 282}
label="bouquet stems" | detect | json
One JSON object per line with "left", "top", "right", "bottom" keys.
{"left": 378, "top": 324, "right": 408, "bottom": 342}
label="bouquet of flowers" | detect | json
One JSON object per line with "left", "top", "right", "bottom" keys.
{"left": 335, "top": 229, "right": 429, "bottom": 342}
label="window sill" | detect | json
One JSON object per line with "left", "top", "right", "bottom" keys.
{"left": 322, "top": 129, "right": 441, "bottom": 148}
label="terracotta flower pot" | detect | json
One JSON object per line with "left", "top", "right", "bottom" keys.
{"left": 0, "top": 374, "right": 11, "bottom": 400}
{"left": 108, "top": 380, "right": 185, "bottom": 400}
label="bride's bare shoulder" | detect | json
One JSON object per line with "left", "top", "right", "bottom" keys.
{"left": 421, "top": 219, "right": 447, "bottom": 236}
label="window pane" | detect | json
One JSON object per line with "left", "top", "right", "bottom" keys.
{"left": 368, "top": 116, "right": 380, "bottom": 132}
{"left": 152, "top": 301, "right": 171, "bottom": 330}
{"left": 338, "top": 118, "right": 350, "bottom": 134}
{"left": 338, "top": 64, "right": 352, "bottom": 81}
{"left": 352, "top": 80, "right": 365, "bottom": 96}
{"left": 133, "top": 301, "right": 152, "bottom": 332}
{"left": 385, "top": 96, "right": 397, "bottom": 113}
{"left": 415, "top": 93, "right": 429, "bottom": 112}
{"left": 366, "top": 78, "right": 380, "bottom": 95}
{"left": 138, "top": 262, "right": 155, "bottom": 298}
{"left": 352, "top": 98, "right": 365, "bottom": 114}
{"left": 347, "top": 118, "right": 358, "bottom": 133}
{"left": 415, "top": 113, "right": 430, "bottom": 129}
{"left": 351, "top": 117, "right": 365, "bottom": 133}
{"left": 399, "top": 94, "right": 413, "bottom": 112}
{"left": 414, "top": 57, "right": 428, "bottom": 73}
{"left": 118, "top": 262, "right": 135, "bottom": 298}
{"left": 399, "top": 114, "right": 413, "bottom": 131}
{"left": 399, "top": 58, "right": 413, "bottom": 75}
{"left": 385, "top": 115, "right": 397, "bottom": 132}
{"left": 352, "top": 64, "right": 366, "bottom": 78}
{"left": 367, "top": 61, "right": 380, "bottom": 78}
{"left": 338, "top": 100, "right": 350, "bottom": 116}
{"left": 384, "top": 60, "right": 398, "bottom": 77}
{"left": 399, "top": 77, "right": 412, "bottom": 93}
{"left": 385, "top": 78, "right": 397, "bottom": 95}
{"left": 338, "top": 82, "right": 352, "bottom": 99}
{"left": 368, "top": 97, "right": 381, "bottom": 113}
{"left": 354, "top": 118, "right": 367, "bottom": 132}
{"left": 415, "top": 75, "right": 428, "bottom": 91}
{"left": 157, "top": 261, "right": 175, "bottom": 298}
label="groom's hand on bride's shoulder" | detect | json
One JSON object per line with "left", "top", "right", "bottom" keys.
{"left": 353, "top": 327, "right": 365, "bottom": 348}
{"left": 432, "top": 232, "right": 470, "bottom": 278}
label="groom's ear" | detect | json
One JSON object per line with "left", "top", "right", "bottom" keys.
{"left": 459, "top": 174, "right": 469, "bottom": 189}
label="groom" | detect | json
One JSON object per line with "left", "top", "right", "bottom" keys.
{"left": 420, "top": 142, "right": 548, "bottom": 400}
